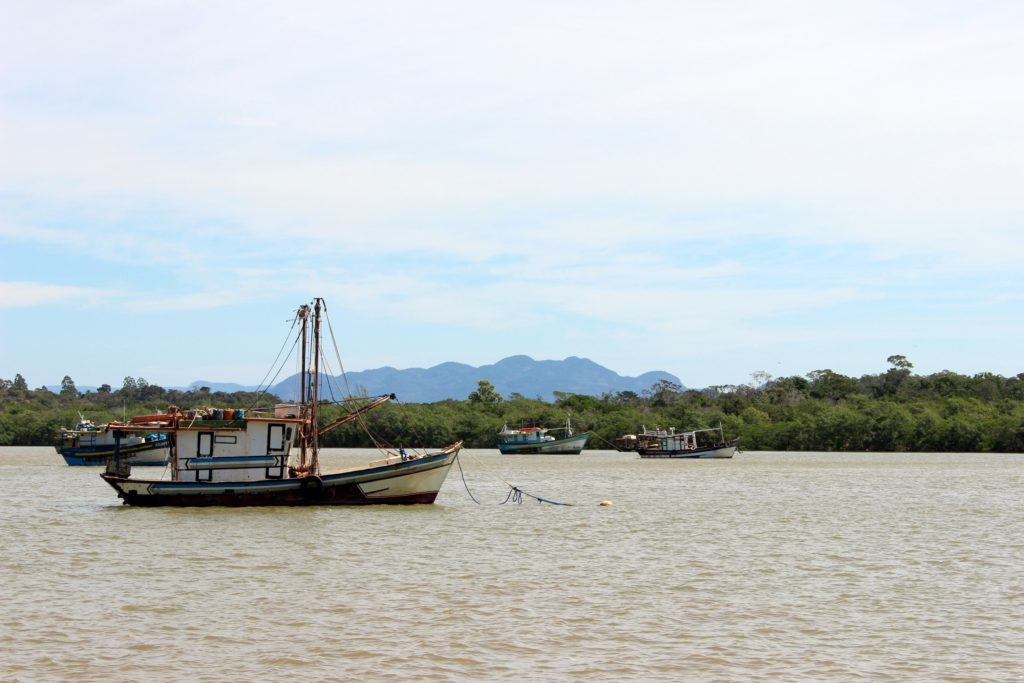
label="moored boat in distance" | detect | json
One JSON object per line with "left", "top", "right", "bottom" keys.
{"left": 613, "top": 425, "right": 677, "bottom": 452}
{"left": 100, "top": 299, "right": 462, "bottom": 507}
{"left": 57, "top": 415, "right": 169, "bottom": 466}
{"left": 497, "top": 417, "right": 591, "bottom": 454}
{"left": 634, "top": 425, "right": 739, "bottom": 459}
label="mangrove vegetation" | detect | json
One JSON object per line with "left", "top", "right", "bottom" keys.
{"left": 2, "top": 356, "right": 1023, "bottom": 452}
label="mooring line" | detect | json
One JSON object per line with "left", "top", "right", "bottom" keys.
{"left": 454, "top": 451, "right": 482, "bottom": 505}
{"left": 454, "top": 453, "right": 609, "bottom": 507}
{"left": 500, "top": 482, "right": 574, "bottom": 506}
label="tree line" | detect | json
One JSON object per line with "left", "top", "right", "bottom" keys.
{"left": 0, "top": 374, "right": 276, "bottom": 446}
{"left": 2, "top": 356, "right": 1023, "bottom": 452}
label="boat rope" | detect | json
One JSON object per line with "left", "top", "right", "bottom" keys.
{"left": 500, "top": 482, "right": 574, "bottom": 506}
{"left": 453, "top": 451, "right": 600, "bottom": 507}
{"left": 454, "top": 452, "right": 481, "bottom": 504}
{"left": 590, "top": 434, "right": 625, "bottom": 451}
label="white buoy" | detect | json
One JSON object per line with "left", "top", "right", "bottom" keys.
{"left": 599, "top": 500, "right": 614, "bottom": 507}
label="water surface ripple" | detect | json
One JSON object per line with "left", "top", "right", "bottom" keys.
{"left": 1, "top": 448, "right": 1021, "bottom": 681}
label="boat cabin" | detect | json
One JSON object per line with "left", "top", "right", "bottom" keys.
{"left": 498, "top": 425, "right": 556, "bottom": 444}
{"left": 110, "top": 407, "right": 304, "bottom": 483}
{"left": 170, "top": 417, "right": 301, "bottom": 482}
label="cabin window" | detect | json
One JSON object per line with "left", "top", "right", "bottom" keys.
{"left": 267, "top": 424, "right": 288, "bottom": 454}
{"left": 196, "top": 468, "right": 212, "bottom": 482}
{"left": 198, "top": 432, "right": 214, "bottom": 457}
{"left": 215, "top": 435, "right": 237, "bottom": 444}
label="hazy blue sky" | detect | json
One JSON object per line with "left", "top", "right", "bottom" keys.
{"left": 2, "top": 1, "right": 1022, "bottom": 391}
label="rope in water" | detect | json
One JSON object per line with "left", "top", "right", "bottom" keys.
{"left": 590, "top": 434, "right": 626, "bottom": 451}
{"left": 500, "top": 482, "right": 574, "bottom": 506}
{"left": 454, "top": 453, "right": 579, "bottom": 506}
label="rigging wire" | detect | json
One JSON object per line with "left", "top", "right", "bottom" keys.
{"left": 321, "top": 306, "right": 394, "bottom": 450}
{"left": 317, "top": 302, "right": 400, "bottom": 456}
{"left": 321, "top": 302, "right": 354, "bottom": 398}
{"left": 318, "top": 353, "right": 340, "bottom": 403}
{"left": 247, "top": 311, "right": 302, "bottom": 412}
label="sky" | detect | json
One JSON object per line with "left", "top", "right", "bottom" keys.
{"left": 1, "top": 1, "right": 1022, "bottom": 392}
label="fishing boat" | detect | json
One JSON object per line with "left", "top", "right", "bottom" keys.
{"left": 100, "top": 299, "right": 462, "bottom": 506}
{"left": 496, "top": 417, "right": 590, "bottom": 454}
{"left": 614, "top": 424, "right": 674, "bottom": 452}
{"left": 635, "top": 425, "right": 738, "bottom": 459}
{"left": 57, "top": 415, "right": 169, "bottom": 466}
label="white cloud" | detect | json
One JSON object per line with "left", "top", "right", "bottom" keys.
{"left": 0, "top": 282, "right": 113, "bottom": 308}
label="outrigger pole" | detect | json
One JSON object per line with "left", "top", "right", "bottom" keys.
{"left": 318, "top": 394, "right": 395, "bottom": 436}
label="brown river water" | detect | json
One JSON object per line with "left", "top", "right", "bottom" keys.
{"left": 1, "top": 447, "right": 1022, "bottom": 682}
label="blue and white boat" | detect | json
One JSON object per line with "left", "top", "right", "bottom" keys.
{"left": 497, "top": 417, "right": 590, "bottom": 454}
{"left": 100, "top": 298, "right": 462, "bottom": 507}
{"left": 57, "top": 416, "right": 169, "bottom": 466}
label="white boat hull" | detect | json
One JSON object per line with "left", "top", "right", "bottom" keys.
{"left": 638, "top": 440, "right": 739, "bottom": 459}
{"left": 101, "top": 445, "right": 461, "bottom": 506}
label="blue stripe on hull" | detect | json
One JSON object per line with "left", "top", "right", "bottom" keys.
{"left": 63, "top": 454, "right": 169, "bottom": 466}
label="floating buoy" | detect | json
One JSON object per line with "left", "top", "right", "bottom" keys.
{"left": 599, "top": 500, "right": 614, "bottom": 507}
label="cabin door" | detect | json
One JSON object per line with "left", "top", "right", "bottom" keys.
{"left": 267, "top": 424, "right": 288, "bottom": 454}
{"left": 195, "top": 432, "right": 214, "bottom": 481}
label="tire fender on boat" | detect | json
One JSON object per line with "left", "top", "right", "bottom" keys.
{"left": 301, "top": 475, "right": 325, "bottom": 497}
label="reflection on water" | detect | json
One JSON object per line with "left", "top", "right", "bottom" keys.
{"left": 1, "top": 447, "right": 1022, "bottom": 682}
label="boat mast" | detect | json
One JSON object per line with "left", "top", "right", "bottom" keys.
{"left": 310, "top": 298, "right": 323, "bottom": 475}
{"left": 298, "top": 303, "right": 309, "bottom": 470}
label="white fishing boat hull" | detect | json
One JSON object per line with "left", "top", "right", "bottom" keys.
{"left": 102, "top": 445, "right": 461, "bottom": 507}
{"left": 638, "top": 439, "right": 739, "bottom": 459}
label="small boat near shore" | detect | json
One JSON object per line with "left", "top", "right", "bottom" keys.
{"left": 100, "top": 298, "right": 462, "bottom": 506}
{"left": 57, "top": 416, "right": 169, "bottom": 466}
{"left": 497, "top": 417, "right": 590, "bottom": 454}
{"left": 625, "top": 425, "right": 739, "bottom": 459}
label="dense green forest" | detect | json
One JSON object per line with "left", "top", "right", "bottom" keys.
{"left": 3, "top": 356, "right": 1023, "bottom": 452}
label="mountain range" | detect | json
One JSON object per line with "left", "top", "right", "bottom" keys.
{"left": 191, "top": 355, "right": 683, "bottom": 403}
